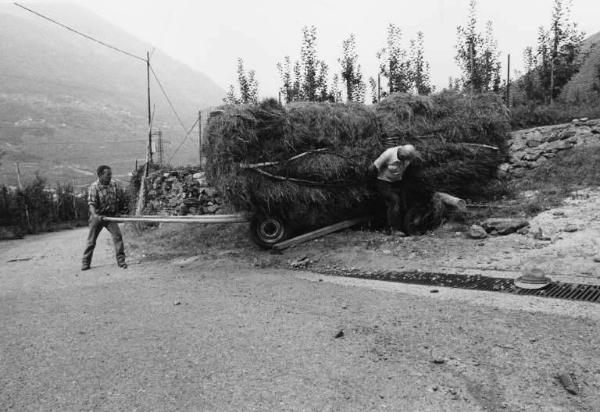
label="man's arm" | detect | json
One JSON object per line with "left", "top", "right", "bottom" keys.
{"left": 373, "top": 147, "right": 393, "bottom": 170}
{"left": 115, "top": 184, "right": 129, "bottom": 214}
{"left": 89, "top": 204, "right": 100, "bottom": 218}
{"left": 367, "top": 163, "right": 379, "bottom": 178}
{"left": 87, "top": 184, "right": 102, "bottom": 219}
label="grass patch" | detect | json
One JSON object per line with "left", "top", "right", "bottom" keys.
{"left": 510, "top": 101, "right": 600, "bottom": 129}
{"left": 467, "top": 146, "right": 600, "bottom": 222}
{"left": 124, "top": 222, "right": 254, "bottom": 261}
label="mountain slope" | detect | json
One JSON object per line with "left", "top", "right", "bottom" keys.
{"left": 0, "top": 3, "right": 224, "bottom": 186}
{"left": 561, "top": 31, "right": 600, "bottom": 103}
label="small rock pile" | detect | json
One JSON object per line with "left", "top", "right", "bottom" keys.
{"left": 500, "top": 118, "right": 600, "bottom": 177}
{"left": 468, "top": 218, "right": 530, "bottom": 239}
{"left": 144, "top": 168, "right": 222, "bottom": 215}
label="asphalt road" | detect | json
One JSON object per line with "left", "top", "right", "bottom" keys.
{"left": 1, "top": 228, "right": 599, "bottom": 411}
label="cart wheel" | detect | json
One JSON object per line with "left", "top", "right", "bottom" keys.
{"left": 250, "top": 214, "right": 290, "bottom": 249}
{"left": 403, "top": 205, "right": 442, "bottom": 235}
{"left": 402, "top": 206, "right": 427, "bottom": 235}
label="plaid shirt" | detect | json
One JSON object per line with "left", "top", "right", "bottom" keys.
{"left": 88, "top": 180, "right": 119, "bottom": 216}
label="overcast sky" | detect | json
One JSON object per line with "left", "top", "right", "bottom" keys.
{"left": 6, "top": 0, "right": 600, "bottom": 99}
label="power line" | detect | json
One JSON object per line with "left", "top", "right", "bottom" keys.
{"left": 20, "top": 140, "right": 171, "bottom": 145}
{"left": 167, "top": 116, "right": 199, "bottom": 163}
{"left": 13, "top": 2, "right": 146, "bottom": 63}
{"left": 0, "top": 122, "right": 148, "bottom": 134}
{"left": 12, "top": 2, "right": 200, "bottom": 165}
{"left": 148, "top": 65, "right": 189, "bottom": 135}
{"left": 149, "top": 64, "right": 199, "bottom": 160}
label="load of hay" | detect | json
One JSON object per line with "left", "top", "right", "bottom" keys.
{"left": 205, "top": 91, "right": 510, "bottom": 233}
{"left": 205, "top": 99, "right": 383, "bottom": 229}
{"left": 375, "top": 91, "right": 510, "bottom": 155}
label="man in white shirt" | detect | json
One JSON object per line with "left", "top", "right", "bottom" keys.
{"left": 371, "top": 144, "right": 420, "bottom": 233}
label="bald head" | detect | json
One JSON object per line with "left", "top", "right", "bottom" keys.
{"left": 396, "top": 144, "right": 419, "bottom": 160}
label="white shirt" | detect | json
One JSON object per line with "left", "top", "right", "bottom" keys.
{"left": 373, "top": 146, "right": 412, "bottom": 183}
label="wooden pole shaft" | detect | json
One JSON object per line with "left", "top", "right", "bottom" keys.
{"left": 147, "top": 51, "right": 153, "bottom": 163}
{"left": 273, "top": 217, "right": 368, "bottom": 250}
{"left": 103, "top": 215, "right": 248, "bottom": 224}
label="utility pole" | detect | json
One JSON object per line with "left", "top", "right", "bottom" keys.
{"left": 15, "top": 162, "right": 30, "bottom": 228}
{"left": 506, "top": 54, "right": 511, "bottom": 107}
{"left": 15, "top": 162, "right": 23, "bottom": 190}
{"left": 72, "top": 179, "right": 78, "bottom": 221}
{"left": 198, "top": 111, "right": 204, "bottom": 169}
{"left": 146, "top": 51, "right": 153, "bottom": 164}
{"left": 377, "top": 72, "right": 381, "bottom": 102}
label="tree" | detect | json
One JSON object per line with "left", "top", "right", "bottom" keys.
{"left": 543, "top": 0, "right": 584, "bottom": 101}
{"left": 330, "top": 74, "right": 342, "bottom": 102}
{"left": 378, "top": 24, "right": 412, "bottom": 94}
{"left": 593, "top": 63, "right": 600, "bottom": 97}
{"left": 300, "top": 26, "right": 332, "bottom": 101}
{"left": 518, "top": 0, "right": 585, "bottom": 103}
{"left": 277, "top": 26, "right": 332, "bottom": 103}
{"left": 368, "top": 77, "right": 378, "bottom": 103}
{"left": 277, "top": 56, "right": 300, "bottom": 103}
{"left": 300, "top": 25, "right": 319, "bottom": 101}
{"left": 339, "top": 34, "right": 366, "bottom": 102}
{"left": 223, "top": 85, "right": 240, "bottom": 105}
{"left": 455, "top": 0, "right": 501, "bottom": 92}
{"left": 223, "top": 58, "right": 259, "bottom": 104}
{"left": 521, "top": 46, "right": 543, "bottom": 101}
{"left": 410, "top": 32, "right": 432, "bottom": 95}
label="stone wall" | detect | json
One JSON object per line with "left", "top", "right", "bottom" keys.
{"left": 502, "top": 118, "right": 600, "bottom": 177}
{"left": 143, "top": 168, "right": 223, "bottom": 215}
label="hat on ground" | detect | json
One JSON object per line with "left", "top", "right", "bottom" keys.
{"left": 514, "top": 267, "right": 552, "bottom": 289}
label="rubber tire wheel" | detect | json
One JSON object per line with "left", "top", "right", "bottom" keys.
{"left": 250, "top": 214, "right": 290, "bottom": 249}
{"left": 403, "top": 205, "right": 443, "bottom": 235}
{"left": 402, "top": 206, "right": 427, "bottom": 235}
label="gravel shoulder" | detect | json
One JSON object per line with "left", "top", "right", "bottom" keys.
{"left": 273, "top": 188, "right": 600, "bottom": 287}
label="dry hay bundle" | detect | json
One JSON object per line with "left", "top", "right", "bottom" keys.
{"left": 376, "top": 90, "right": 509, "bottom": 203}
{"left": 205, "top": 100, "right": 383, "bottom": 227}
{"left": 403, "top": 142, "right": 505, "bottom": 200}
{"left": 206, "top": 93, "right": 509, "bottom": 233}
{"left": 398, "top": 142, "right": 504, "bottom": 233}
{"left": 375, "top": 91, "right": 511, "bottom": 155}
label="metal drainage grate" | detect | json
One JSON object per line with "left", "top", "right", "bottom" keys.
{"left": 307, "top": 268, "right": 600, "bottom": 303}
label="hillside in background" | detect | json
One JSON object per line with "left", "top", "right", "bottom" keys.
{"left": 561, "top": 31, "right": 600, "bottom": 103}
{"left": 0, "top": 3, "right": 224, "bottom": 187}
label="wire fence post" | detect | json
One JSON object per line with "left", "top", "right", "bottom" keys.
{"left": 15, "top": 162, "right": 31, "bottom": 230}
{"left": 72, "top": 179, "right": 78, "bottom": 221}
{"left": 146, "top": 51, "right": 153, "bottom": 164}
{"left": 199, "top": 111, "right": 207, "bottom": 169}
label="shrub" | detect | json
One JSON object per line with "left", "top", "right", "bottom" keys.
{"left": 510, "top": 100, "right": 600, "bottom": 129}
{"left": 0, "top": 174, "right": 89, "bottom": 234}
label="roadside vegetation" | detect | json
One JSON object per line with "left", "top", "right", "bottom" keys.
{"left": 0, "top": 174, "right": 89, "bottom": 237}
{"left": 3, "top": 0, "right": 600, "bottom": 240}
{"left": 224, "top": 0, "right": 599, "bottom": 129}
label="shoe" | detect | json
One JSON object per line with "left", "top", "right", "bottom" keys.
{"left": 81, "top": 264, "right": 91, "bottom": 271}
{"left": 118, "top": 263, "right": 128, "bottom": 269}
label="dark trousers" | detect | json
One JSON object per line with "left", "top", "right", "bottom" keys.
{"left": 376, "top": 180, "right": 407, "bottom": 231}
{"left": 82, "top": 217, "right": 125, "bottom": 266}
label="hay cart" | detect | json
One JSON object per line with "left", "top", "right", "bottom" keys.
{"left": 102, "top": 210, "right": 367, "bottom": 251}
